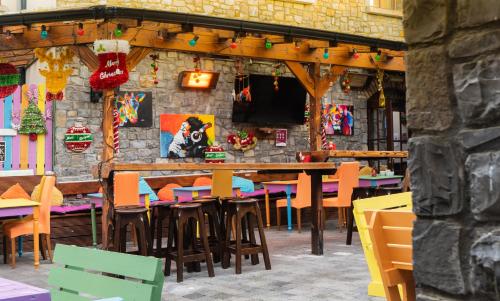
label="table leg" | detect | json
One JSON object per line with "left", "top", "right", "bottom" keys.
{"left": 311, "top": 172, "right": 324, "bottom": 255}
{"left": 33, "top": 207, "right": 40, "bottom": 269}
{"left": 264, "top": 185, "right": 270, "bottom": 228}
{"left": 17, "top": 237, "right": 22, "bottom": 257}
{"left": 286, "top": 185, "right": 292, "bottom": 232}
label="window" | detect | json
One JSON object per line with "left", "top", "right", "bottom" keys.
{"left": 370, "top": 0, "right": 402, "bottom": 11}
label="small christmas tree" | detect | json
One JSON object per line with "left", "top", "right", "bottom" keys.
{"left": 18, "top": 90, "right": 47, "bottom": 141}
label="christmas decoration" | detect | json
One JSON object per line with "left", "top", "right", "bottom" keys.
{"left": 227, "top": 130, "right": 257, "bottom": 152}
{"left": 321, "top": 120, "right": 327, "bottom": 150}
{"left": 328, "top": 141, "right": 336, "bottom": 150}
{"left": 35, "top": 47, "right": 74, "bottom": 101}
{"left": 304, "top": 102, "right": 310, "bottom": 125}
{"left": 89, "top": 40, "right": 130, "bottom": 90}
{"left": 64, "top": 118, "right": 93, "bottom": 152}
{"left": 230, "top": 37, "right": 238, "bottom": 49}
{"left": 352, "top": 48, "right": 360, "bottom": 59}
{"left": 18, "top": 88, "right": 47, "bottom": 141}
{"left": 76, "top": 23, "right": 85, "bottom": 36}
{"left": 376, "top": 68, "right": 385, "bottom": 107}
{"left": 323, "top": 48, "right": 329, "bottom": 59}
{"left": 297, "top": 152, "right": 311, "bottom": 163}
{"left": 40, "top": 25, "right": 48, "bottom": 40}
{"left": 114, "top": 24, "right": 123, "bottom": 38}
{"left": 113, "top": 107, "right": 120, "bottom": 153}
{"left": 271, "top": 63, "right": 284, "bottom": 91}
{"left": 375, "top": 50, "right": 382, "bottom": 62}
{"left": 265, "top": 39, "right": 272, "bottom": 49}
{"left": 204, "top": 143, "right": 225, "bottom": 163}
{"left": 341, "top": 70, "right": 351, "bottom": 94}
{"left": 189, "top": 35, "right": 199, "bottom": 47}
{"left": 150, "top": 54, "right": 159, "bottom": 85}
{"left": 0, "top": 63, "right": 20, "bottom": 99}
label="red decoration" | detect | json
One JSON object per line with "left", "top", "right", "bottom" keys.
{"left": 29, "top": 133, "right": 37, "bottom": 141}
{"left": 0, "top": 63, "right": 20, "bottom": 99}
{"left": 227, "top": 130, "right": 257, "bottom": 152}
{"left": 89, "top": 40, "right": 130, "bottom": 90}
{"left": 64, "top": 119, "right": 93, "bottom": 152}
{"left": 113, "top": 107, "right": 120, "bottom": 153}
{"left": 46, "top": 91, "right": 64, "bottom": 101}
{"left": 328, "top": 141, "right": 336, "bottom": 150}
{"left": 205, "top": 144, "right": 225, "bottom": 163}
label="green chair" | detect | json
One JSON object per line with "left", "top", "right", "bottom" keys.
{"left": 49, "top": 244, "right": 164, "bottom": 301}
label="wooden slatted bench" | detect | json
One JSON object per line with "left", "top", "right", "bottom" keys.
{"left": 48, "top": 244, "right": 164, "bottom": 301}
{"left": 365, "top": 210, "right": 416, "bottom": 301}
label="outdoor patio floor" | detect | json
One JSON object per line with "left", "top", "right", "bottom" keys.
{"left": 0, "top": 222, "right": 383, "bottom": 301}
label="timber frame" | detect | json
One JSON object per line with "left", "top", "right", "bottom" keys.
{"left": 0, "top": 5, "right": 407, "bottom": 248}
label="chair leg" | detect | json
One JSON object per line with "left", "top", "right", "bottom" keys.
{"left": 402, "top": 272, "right": 416, "bottom": 301}
{"left": 130, "top": 224, "right": 138, "bottom": 247}
{"left": 10, "top": 238, "right": 16, "bottom": 268}
{"left": 46, "top": 234, "right": 53, "bottom": 263}
{"left": 383, "top": 285, "right": 402, "bottom": 301}
{"left": 164, "top": 211, "right": 175, "bottom": 276}
{"left": 176, "top": 216, "right": 185, "bottom": 283}
{"left": 40, "top": 234, "right": 47, "bottom": 261}
{"left": 247, "top": 214, "right": 259, "bottom": 265}
{"left": 346, "top": 204, "right": 354, "bottom": 245}
{"left": 276, "top": 207, "right": 281, "bottom": 230}
{"left": 297, "top": 208, "right": 302, "bottom": 233}
{"left": 255, "top": 204, "right": 271, "bottom": 271}
{"left": 222, "top": 209, "right": 233, "bottom": 269}
{"left": 235, "top": 209, "right": 242, "bottom": 274}
{"left": 3, "top": 236, "right": 7, "bottom": 264}
{"left": 197, "top": 208, "right": 214, "bottom": 278}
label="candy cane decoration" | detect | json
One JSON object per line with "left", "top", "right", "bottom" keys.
{"left": 112, "top": 107, "right": 120, "bottom": 154}
{"left": 321, "top": 118, "right": 327, "bottom": 150}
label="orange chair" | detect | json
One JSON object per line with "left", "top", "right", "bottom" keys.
{"left": 157, "top": 183, "right": 182, "bottom": 202}
{"left": 3, "top": 174, "right": 56, "bottom": 268}
{"left": 193, "top": 176, "right": 212, "bottom": 187}
{"left": 276, "top": 173, "right": 311, "bottom": 233}
{"left": 323, "top": 161, "right": 360, "bottom": 231}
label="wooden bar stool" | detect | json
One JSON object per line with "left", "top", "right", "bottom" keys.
{"left": 164, "top": 203, "right": 214, "bottom": 282}
{"left": 190, "top": 197, "right": 224, "bottom": 263}
{"left": 112, "top": 172, "right": 152, "bottom": 256}
{"left": 150, "top": 202, "right": 171, "bottom": 257}
{"left": 223, "top": 198, "right": 271, "bottom": 274}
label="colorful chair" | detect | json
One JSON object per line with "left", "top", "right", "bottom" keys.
{"left": 2, "top": 174, "right": 56, "bottom": 268}
{"left": 276, "top": 173, "right": 311, "bottom": 233}
{"left": 151, "top": 183, "right": 180, "bottom": 256}
{"left": 193, "top": 176, "right": 212, "bottom": 187}
{"left": 323, "top": 161, "right": 360, "bottom": 233}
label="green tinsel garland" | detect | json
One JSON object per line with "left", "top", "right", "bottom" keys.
{"left": 0, "top": 74, "right": 20, "bottom": 87}
{"left": 18, "top": 102, "right": 47, "bottom": 135}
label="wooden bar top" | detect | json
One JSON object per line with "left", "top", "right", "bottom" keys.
{"left": 299, "top": 150, "right": 408, "bottom": 162}
{"left": 97, "top": 162, "right": 336, "bottom": 178}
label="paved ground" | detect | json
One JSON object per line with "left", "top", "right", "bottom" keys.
{"left": 0, "top": 222, "right": 384, "bottom": 301}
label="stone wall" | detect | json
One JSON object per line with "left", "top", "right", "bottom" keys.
{"left": 55, "top": 52, "right": 368, "bottom": 180}
{"left": 55, "top": 0, "right": 404, "bottom": 41}
{"left": 404, "top": 1, "right": 500, "bottom": 300}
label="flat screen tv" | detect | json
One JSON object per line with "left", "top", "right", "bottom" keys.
{"left": 232, "top": 74, "right": 307, "bottom": 125}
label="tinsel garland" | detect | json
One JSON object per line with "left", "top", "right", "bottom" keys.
{"left": 0, "top": 74, "right": 20, "bottom": 86}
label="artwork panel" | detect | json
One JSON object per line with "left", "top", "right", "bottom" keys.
{"left": 115, "top": 91, "right": 153, "bottom": 127}
{"left": 322, "top": 104, "right": 354, "bottom": 136}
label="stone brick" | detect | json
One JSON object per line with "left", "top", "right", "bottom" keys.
{"left": 408, "top": 136, "right": 464, "bottom": 216}
{"left": 413, "top": 219, "right": 466, "bottom": 294}
{"left": 403, "top": 0, "right": 447, "bottom": 44}
{"left": 470, "top": 230, "right": 500, "bottom": 298}
{"left": 406, "top": 46, "right": 454, "bottom": 132}
{"left": 457, "top": 0, "right": 500, "bottom": 27}
{"left": 449, "top": 28, "right": 500, "bottom": 58}
{"left": 466, "top": 152, "right": 500, "bottom": 221}
{"left": 453, "top": 55, "right": 500, "bottom": 127}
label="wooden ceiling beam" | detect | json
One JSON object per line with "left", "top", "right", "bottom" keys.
{"left": 284, "top": 61, "right": 315, "bottom": 97}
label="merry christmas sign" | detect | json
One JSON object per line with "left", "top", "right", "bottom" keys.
{"left": 89, "top": 40, "right": 130, "bottom": 90}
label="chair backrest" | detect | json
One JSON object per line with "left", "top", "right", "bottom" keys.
{"left": 337, "top": 161, "right": 360, "bottom": 207}
{"left": 211, "top": 170, "right": 233, "bottom": 198}
{"left": 295, "top": 172, "right": 311, "bottom": 206}
{"left": 193, "top": 176, "right": 212, "bottom": 187}
{"left": 114, "top": 172, "right": 140, "bottom": 207}
{"left": 158, "top": 183, "right": 182, "bottom": 202}
{"left": 49, "top": 244, "right": 164, "bottom": 301}
{"left": 38, "top": 175, "right": 56, "bottom": 233}
{"left": 365, "top": 209, "right": 415, "bottom": 273}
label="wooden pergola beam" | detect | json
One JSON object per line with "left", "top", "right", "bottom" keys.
{"left": 284, "top": 61, "right": 315, "bottom": 97}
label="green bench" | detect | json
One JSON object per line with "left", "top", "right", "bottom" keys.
{"left": 48, "top": 244, "right": 164, "bottom": 301}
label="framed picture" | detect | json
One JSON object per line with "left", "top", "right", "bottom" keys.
{"left": 115, "top": 91, "right": 153, "bottom": 127}
{"left": 322, "top": 104, "right": 354, "bottom": 136}
{"left": 160, "top": 114, "right": 215, "bottom": 158}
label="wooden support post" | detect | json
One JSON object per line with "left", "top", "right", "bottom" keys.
{"left": 101, "top": 89, "right": 115, "bottom": 250}
{"left": 310, "top": 171, "right": 324, "bottom": 255}
{"left": 309, "top": 63, "right": 322, "bottom": 151}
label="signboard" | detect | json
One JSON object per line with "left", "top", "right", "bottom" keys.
{"left": 0, "top": 142, "right": 5, "bottom": 163}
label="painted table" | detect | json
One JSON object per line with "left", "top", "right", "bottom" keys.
{"left": 0, "top": 198, "right": 40, "bottom": 269}
{"left": 0, "top": 277, "right": 50, "bottom": 301}
{"left": 262, "top": 175, "right": 403, "bottom": 231}
{"left": 172, "top": 185, "right": 241, "bottom": 202}
{"left": 262, "top": 179, "right": 339, "bottom": 230}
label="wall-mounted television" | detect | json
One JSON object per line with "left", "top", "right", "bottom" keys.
{"left": 232, "top": 74, "right": 307, "bottom": 125}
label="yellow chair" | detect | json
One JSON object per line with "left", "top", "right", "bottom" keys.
{"left": 366, "top": 209, "right": 416, "bottom": 301}
{"left": 276, "top": 173, "right": 310, "bottom": 233}
{"left": 353, "top": 192, "right": 413, "bottom": 297}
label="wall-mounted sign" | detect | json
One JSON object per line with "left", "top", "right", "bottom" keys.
{"left": 276, "top": 129, "right": 287, "bottom": 147}
{"left": 0, "top": 141, "right": 5, "bottom": 163}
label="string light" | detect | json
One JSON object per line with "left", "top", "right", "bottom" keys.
{"left": 40, "top": 25, "right": 48, "bottom": 40}
{"left": 265, "top": 39, "right": 272, "bottom": 49}
{"left": 352, "top": 48, "right": 360, "bottom": 59}
{"left": 375, "top": 49, "right": 382, "bottom": 61}
{"left": 76, "top": 23, "right": 84, "bottom": 36}
{"left": 323, "top": 48, "right": 329, "bottom": 59}
{"left": 294, "top": 41, "right": 301, "bottom": 50}
{"left": 4, "top": 30, "right": 12, "bottom": 40}
{"left": 114, "top": 24, "right": 123, "bottom": 38}
{"left": 189, "top": 35, "right": 199, "bottom": 47}
{"left": 230, "top": 37, "right": 238, "bottom": 49}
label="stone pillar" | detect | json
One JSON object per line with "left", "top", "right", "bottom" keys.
{"left": 404, "top": 1, "right": 500, "bottom": 300}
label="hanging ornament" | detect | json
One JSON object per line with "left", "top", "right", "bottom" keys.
{"left": 40, "top": 25, "right": 48, "bottom": 40}
{"left": 321, "top": 120, "right": 327, "bottom": 150}
{"left": 114, "top": 24, "right": 123, "bottom": 38}
{"left": 230, "top": 37, "right": 238, "bottom": 49}
{"left": 265, "top": 39, "right": 272, "bottom": 49}
{"left": 376, "top": 68, "right": 385, "bottom": 107}
{"left": 328, "top": 141, "right": 337, "bottom": 150}
{"left": 89, "top": 40, "right": 130, "bottom": 90}
{"left": 113, "top": 107, "right": 120, "bottom": 154}
{"left": 340, "top": 69, "right": 351, "bottom": 95}
{"left": 304, "top": 102, "right": 310, "bottom": 125}
{"left": 18, "top": 88, "right": 47, "bottom": 141}
{"left": 0, "top": 63, "right": 20, "bottom": 99}
{"left": 271, "top": 63, "right": 284, "bottom": 91}
{"left": 76, "top": 23, "right": 85, "bottom": 36}
{"left": 64, "top": 118, "right": 93, "bottom": 152}
{"left": 204, "top": 143, "right": 225, "bottom": 163}
{"left": 189, "top": 35, "right": 199, "bottom": 47}
{"left": 227, "top": 130, "right": 257, "bottom": 152}
{"left": 150, "top": 54, "right": 159, "bottom": 85}
{"left": 35, "top": 47, "right": 74, "bottom": 101}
